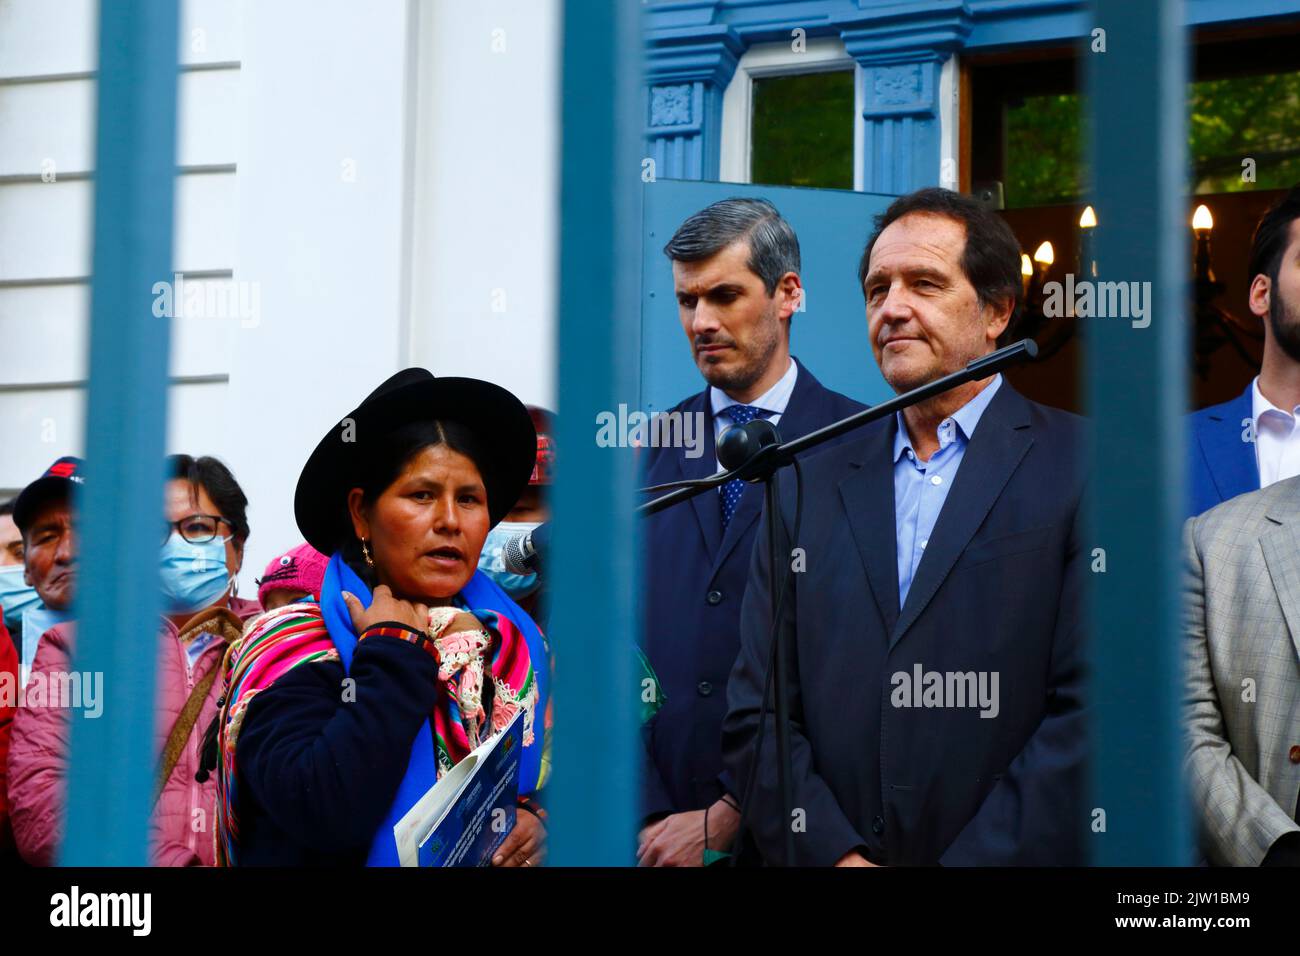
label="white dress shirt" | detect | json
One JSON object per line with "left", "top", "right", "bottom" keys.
{"left": 1251, "top": 376, "right": 1300, "bottom": 489}
{"left": 709, "top": 357, "right": 799, "bottom": 472}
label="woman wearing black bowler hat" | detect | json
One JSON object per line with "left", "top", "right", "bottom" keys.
{"left": 208, "top": 369, "right": 551, "bottom": 866}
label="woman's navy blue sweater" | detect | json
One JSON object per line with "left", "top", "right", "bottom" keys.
{"left": 233, "top": 634, "right": 438, "bottom": 865}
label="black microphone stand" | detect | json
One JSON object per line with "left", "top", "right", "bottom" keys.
{"left": 637, "top": 338, "right": 1039, "bottom": 866}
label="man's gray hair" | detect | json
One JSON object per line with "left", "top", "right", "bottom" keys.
{"left": 662, "top": 197, "right": 801, "bottom": 296}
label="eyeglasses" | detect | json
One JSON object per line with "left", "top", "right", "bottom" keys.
{"left": 163, "top": 514, "right": 233, "bottom": 545}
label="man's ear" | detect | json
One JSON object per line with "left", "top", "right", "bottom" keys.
{"left": 1249, "top": 273, "right": 1270, "bottom": 320}
{"left": 777, "top": 272, "right": 802, "bottom": 321}
{"left": 985, "top": 294, "right": 1014, "bottom": 344}
{"left": 346, "top": 488, "right": 369, "bottom": 541}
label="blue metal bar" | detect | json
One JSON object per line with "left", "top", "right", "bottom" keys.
{"left": 1084, "top": 0, "right": 1193, "bottom": 865}
{"left": 62, "top": 0, "right": 180, "bottom": 866}
{"left": 547, "top": 0, "right": 643, "bottom": 865}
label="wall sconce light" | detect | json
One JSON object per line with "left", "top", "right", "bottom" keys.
{"left": 1191, "top": 202, "right": 1260, "bottom": 380}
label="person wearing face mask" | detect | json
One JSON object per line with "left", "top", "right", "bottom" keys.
{"left": 0, "top": 465, "right": 82, "bottom": 688}
{"left": 0, "top": 609, "right": 15, "bottom": 862}
{"left": 0, "top": 499, "right": 23, "bottom": 861}
{"left": 0, "top": 499, "right": 35, "bottom": 664}
{"left": 475, "top": 405, "right": 660, "bottom": 784}
{"left": 477, "top": 405, "right": 553, "bottom": 625}
{"left": 7, "top": 454, "right": 260, "bottom": 866}
{"left": 3, "top": 458, "right": 84, "bottom": 867}
{"left": 0, "top": 500, "right": 23, "bottom": 567}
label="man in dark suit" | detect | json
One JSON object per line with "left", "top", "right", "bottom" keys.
{"left": 723, "top": 187, "right": 1087, "bottom": 866}
{"left": 637, "top": 198, "right": 865, "bottom": 866}
{"left": 1187, "top": 186, "right": 1300, "bottom": 517}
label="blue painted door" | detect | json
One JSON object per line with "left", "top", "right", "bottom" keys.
{"left": 639, "top": 179, "right": 898, "bottom": 416}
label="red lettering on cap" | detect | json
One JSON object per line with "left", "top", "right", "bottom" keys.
{"left": 530, "top": 435, "right": 555, "bottom": 485}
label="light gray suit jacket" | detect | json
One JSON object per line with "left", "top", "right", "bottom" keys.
{"left": 1184, "top": 476, "right": 1300, "bottom": 866}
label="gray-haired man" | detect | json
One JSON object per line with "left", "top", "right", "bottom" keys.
{"left": 637, "top": 198, "right": 865, "bottom": 866}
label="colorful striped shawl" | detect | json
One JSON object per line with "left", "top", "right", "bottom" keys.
{"left": 213, "top": 603, "right": 337, "bottom": 867}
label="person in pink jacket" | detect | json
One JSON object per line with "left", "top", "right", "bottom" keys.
{"left": 0, "top": 615, "right": 17, "bottom": 860}
{"left": 7, "top": 454, "right": 260, "bottom": 866}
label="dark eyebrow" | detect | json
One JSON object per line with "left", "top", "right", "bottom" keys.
{"left": 678, "top": 282, "right": 746, "bottom": 299}
{"left": 405, "top": 476, "right": 484, "bottom": 496}
{"left": 864, "top": 265, "right": 950, "bottom": 289}
{"left": 405, "top": 475, "right": 443, "bottom": 489}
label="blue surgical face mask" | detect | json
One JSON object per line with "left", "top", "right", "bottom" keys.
{"left": 159, "top": 532, "right": 232, "bottom": 615}
{"left": 0, "top": 564, "right": 41, "bottom": 630}
{"left": 19, "top": 603, "right": 72, "bottom": 688}
{"left": 479, "top": 521, "right": 541, "bottom": 600}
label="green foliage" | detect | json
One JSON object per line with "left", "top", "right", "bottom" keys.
{"left": 1004, "top": 73, "right": 1300, "bottom": 206}
{"left": 1006, "top": 94, "right": 1083, "bottom": 208}
{"left": 1189, "top": 74, "right": 1300, "bottom": 192}
{"left": 751, "top": 71, "right": 855, "bottom": 190}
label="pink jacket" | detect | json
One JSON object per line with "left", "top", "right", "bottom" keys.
{"left": 6, "top": 597, "right": 260, "bottom": 866}
{"left": 0, "top": 618, "right": 17, "bottom": 855}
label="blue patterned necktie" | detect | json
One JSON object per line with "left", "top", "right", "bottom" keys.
{"left": 719, "top": 404, "right": 767, "bottom": 530}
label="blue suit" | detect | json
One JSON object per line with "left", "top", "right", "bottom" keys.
{"left": 640, "top": 358, "right": 865, "bottom": 820}
{"left": 1187, "top": 384, "right": 1258, "bottom": 518}
{"left": 723, "top": 383, "right": 1088, "bottom": 865}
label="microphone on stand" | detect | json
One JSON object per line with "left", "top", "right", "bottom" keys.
{"left": 501, "top": 522, "right": 550, "bottom": 575}
{"left": 717, "top": 418, "right": 781, "bottom": 474}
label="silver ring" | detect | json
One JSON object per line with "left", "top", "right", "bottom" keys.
{"left": 524, "top": 858, "right": 532, "bottom": 867}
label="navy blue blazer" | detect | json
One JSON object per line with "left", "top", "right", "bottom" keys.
{"left": 1187, "top": 383, "right": 1257, "bottom": 518}
{"left": 640, "top": 358, "right": 865, "bottom": 820}
{"left": 722, "top": 383, "right": 1088, "bottom": 866}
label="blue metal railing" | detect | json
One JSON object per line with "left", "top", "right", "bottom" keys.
{"left": 62, "top": 0, "right": 180, "bottom": 866}
{"left": 546, "top": 0, "right": 644, "bottom": 865}
{"left": 1084, "top": 0, "right": 1194, "bottom": 865}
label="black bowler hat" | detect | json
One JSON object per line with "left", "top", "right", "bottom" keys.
{"left": 294, "top": 369, "right": 537, "bottom": 556}
{"left": 13, "top": 456, "right": 86, "bottom": 534}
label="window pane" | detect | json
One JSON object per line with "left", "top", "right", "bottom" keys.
{"left": 750, "top": 70, "right": 854, "bottom": 189}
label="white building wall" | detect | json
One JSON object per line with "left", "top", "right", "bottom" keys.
{"left": 406, "top": 0, "right": 559, "bottom": 408}
{"left": 0, "top": 0, "right": 244, "bottom": 494}
{"left": 222, "top": 0, "right": 414, "bottom": 592}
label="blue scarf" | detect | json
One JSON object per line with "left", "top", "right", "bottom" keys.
{"left": 319, "top": 552, "right": 549, "bottom": 866}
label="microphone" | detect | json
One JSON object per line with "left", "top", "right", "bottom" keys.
{"left": 717, "top": 418, "right": 780, "bottom": 475}
{"left": 501, "top": 522, "right": 549, "bottom": 575}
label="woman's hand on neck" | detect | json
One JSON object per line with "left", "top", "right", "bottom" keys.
{"left": 343, "top": 583, "right": 440, "bottom": 635}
